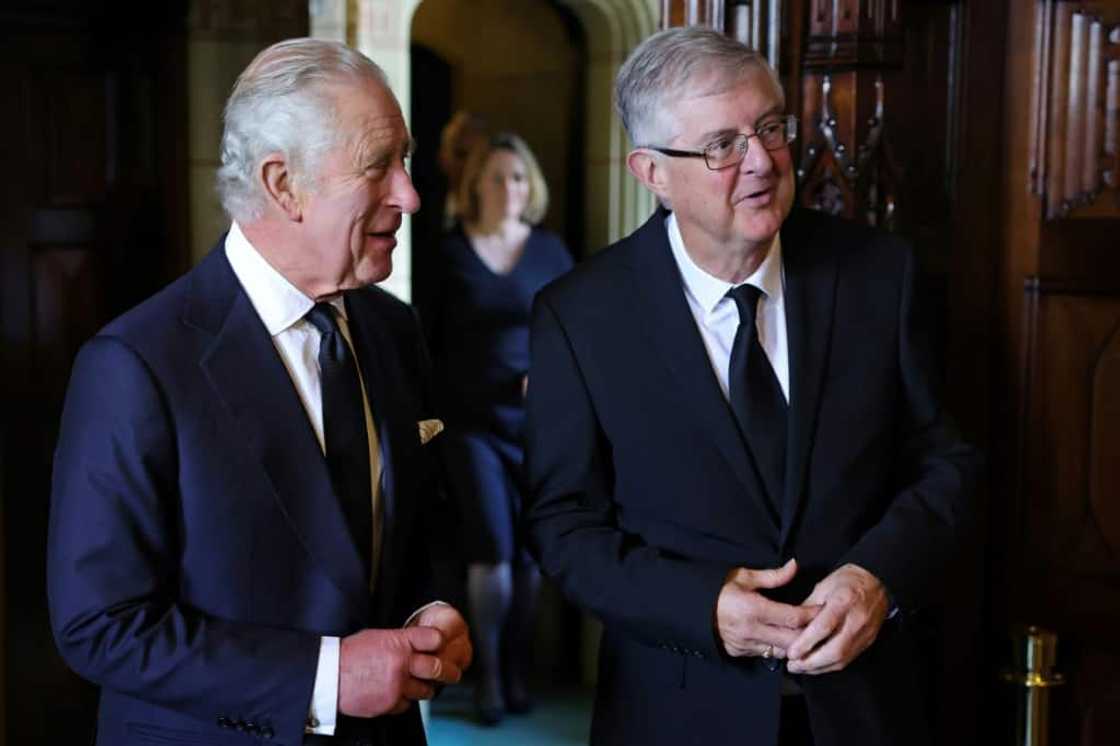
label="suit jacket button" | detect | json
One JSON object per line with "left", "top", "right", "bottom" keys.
{"left": 216, "top": 715, "right": 231, "bottom": 729}
{"left": 244, "top": 721, "right": 258, "bottom": 734}
{"left": 234, "top": 719, "right": 247, "bottom": 731}
{"left": 262, "top": 726, "right": 275, "bottom": 739}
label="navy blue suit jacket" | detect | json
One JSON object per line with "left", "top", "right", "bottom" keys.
{"left": 524, "top": 208, "right": 979, "bottom": 746}
{"left": 48, "top": 242, "right": 454, "bottom": 746}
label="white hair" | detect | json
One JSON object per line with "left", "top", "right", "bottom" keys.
{"left": 615, "top": 27, "right": 783, "bottom": 146}
{"left": 217, "top": 38, "right": 389, "bottom": 222}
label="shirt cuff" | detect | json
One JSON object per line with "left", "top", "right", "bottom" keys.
{"left": 306, "top": 636, "right": 340, "bottom": 735}
{"left": 404, "top": 600, "right": 449, "bottom": 627}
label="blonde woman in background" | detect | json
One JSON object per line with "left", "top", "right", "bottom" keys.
{"left": 421, "top": 132, "right": 573, "bottom": 725}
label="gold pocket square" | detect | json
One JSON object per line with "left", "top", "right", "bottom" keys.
{"left": 418, "top": 419, "right": 444, "bottom": 445}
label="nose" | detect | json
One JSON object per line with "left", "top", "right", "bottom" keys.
{"left": 739, "top": 134, "right": 775, "bottom": 176}
{"left": 392, "top": 166, "right": 420, "bottom": 215}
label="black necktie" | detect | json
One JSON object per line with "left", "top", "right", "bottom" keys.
{"left": 727, "top": 284, "right": 788, "bottom": 512}
{"left": 306, "top": 302, "right": 373, "bottom": 576}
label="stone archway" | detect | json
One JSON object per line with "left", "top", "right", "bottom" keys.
{"left": 312, "top": 0, "right": 658, "bottom": 300}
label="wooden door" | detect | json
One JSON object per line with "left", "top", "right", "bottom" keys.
{"left": 998, "top": 3, "right": 1120, "bottom": 744}
{"left": 0, "top": 3, "right": 189, "bottom": 742}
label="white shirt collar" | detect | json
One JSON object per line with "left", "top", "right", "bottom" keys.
{"left": 666, "top": 212, "right": 783, "bottom": 316}
{"left": 224, "top": 221, "right": 346, "bottom": 336}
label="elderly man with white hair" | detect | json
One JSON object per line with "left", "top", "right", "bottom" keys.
{"left": 524, "top": 26, "right": 979, "bottom": 746}
{"left": 47, "top": 38, "right": 470, "bottom": 746}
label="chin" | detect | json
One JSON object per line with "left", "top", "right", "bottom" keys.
{"left": 358, "top": 261, "right": 393, "bottom": 286}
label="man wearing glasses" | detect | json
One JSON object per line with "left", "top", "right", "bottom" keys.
{"left": 524, "top": 27, "right": 977, "bottom": 746}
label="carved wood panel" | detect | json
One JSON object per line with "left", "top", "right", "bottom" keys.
{"left": 796, "top": 0, "right": 909, "bottom": 228}
{"left": 661, "top": 1, "right": 785, "bottom": 68}
{"left": 1030, "top": 1, "right": 1120, "bottom": 219}
{"left": 1017, "top": 281, "right": 1120, "bottom": 745}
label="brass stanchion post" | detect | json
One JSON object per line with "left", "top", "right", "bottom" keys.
{"left": 1000, "top": 626, "right": 1065, "bottom": 746}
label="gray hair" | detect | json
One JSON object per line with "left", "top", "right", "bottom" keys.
{"left": 615, "top": 27, "right": 782, "bottom": 146}
{"left": 217, "top": 38, "right": 389, "bottom": 222}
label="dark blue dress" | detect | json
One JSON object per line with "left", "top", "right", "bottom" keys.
{"left": 423, "top": 225, "right": 573, "bottom": 563}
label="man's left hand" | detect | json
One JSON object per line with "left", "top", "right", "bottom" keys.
{"left": 785, "top": 563, "right": 889, "bottom": 675}
{"left": 410, "top": 604, "right": 473, "bottom": 685}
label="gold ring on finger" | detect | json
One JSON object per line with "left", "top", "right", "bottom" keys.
{"left": 762, "top": 645, "right": 773, "bottom": 659}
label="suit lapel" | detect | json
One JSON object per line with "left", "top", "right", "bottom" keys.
{"left": 779, "top": 211, "right": 838, "bottom": 548}
{"left": 188, "top": 248, "right": 370, "bottom": 619}
{"left": 626, "top": 210, "right": 776, "bottom": 522}
{"left": 343, "top": 291, "right": 408, "bottom": 613}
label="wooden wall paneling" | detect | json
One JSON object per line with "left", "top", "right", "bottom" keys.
{"left": 1016, "top": 283, "right": 1120, "bottom": 746}
{"left": 662, "top": 1, "right": 787, "bottom": 69}
{"left": 1030, "top": 1, "right": 1120, "bottom": 219}
{"left": 796, "top": 0, "right": 907, "bottom": 228}
{"left": 933, "top": 0, "right": 1014, "bottom": 740}
{"left": 661, "top": 0, "right": 726, "bottom": 30}
{"left": 0, "top": 6, "right": 192, "bottom": 742}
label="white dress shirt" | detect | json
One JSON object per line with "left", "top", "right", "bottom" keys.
{"left": 225, "top": 221, "right": 384, "bottom": 736}
{"left": 665, "top": 213, "right": 789, "bottom": 403}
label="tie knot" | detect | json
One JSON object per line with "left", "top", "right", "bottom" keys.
{"left": 305, "top": 302, "right": 340, "bottom": 336}
{"left": 726, "top": 284, "right": 765, "bottom": 324}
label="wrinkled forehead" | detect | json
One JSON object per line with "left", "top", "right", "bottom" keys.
{"left": 330, "top": 79, "right": 411, "bottom": 153}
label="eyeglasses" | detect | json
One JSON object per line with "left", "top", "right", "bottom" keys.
{"left": 643, "top": 115, "right": 798, "bottom": 170}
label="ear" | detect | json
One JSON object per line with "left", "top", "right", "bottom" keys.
{"left": 259, "top": 153, "right": 303, "bottom": 222}
{"left": 626, "top": 149, "right": 671, "bottom": 202}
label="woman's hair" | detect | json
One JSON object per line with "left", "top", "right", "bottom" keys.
{"left": 456, "top": 132, "right": 549, "bottom": 225}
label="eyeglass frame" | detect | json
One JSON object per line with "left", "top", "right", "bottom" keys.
{"left": 640, "top": 115, "right": 799, "bottom": 171}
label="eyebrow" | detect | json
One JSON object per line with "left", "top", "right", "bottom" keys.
{"left": 694, "top": 107, "right": 786, "bottom": 144}
{"left": 356, "top": 133, "right": 415, "bottom": 168}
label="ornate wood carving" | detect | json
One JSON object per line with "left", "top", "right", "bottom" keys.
{"left": 796, "top": 1, "right": 903, "bottom": 227}
{"left": 797, "top": 71, "right": 901, "bottom": 226}
{"left": 660, "top": 1, "right": 784, "bottom": 68}
{"left": 805, "top": 0, "right": 902, "bottom": 67}
{"left": 1030, "top": 1, "right": 1120, "bottom": 219}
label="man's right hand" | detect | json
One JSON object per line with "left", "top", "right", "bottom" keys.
{"left": 338, "top": 626, "right": 447, "bottom": 717}
{"left": 715, "top": 558, "right": 820, "bottom": 660}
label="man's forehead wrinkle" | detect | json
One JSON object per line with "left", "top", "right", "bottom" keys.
{"left": 348, "top": 114, "right": 410, "bottom": 159}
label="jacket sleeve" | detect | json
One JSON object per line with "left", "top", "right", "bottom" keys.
{"left": 523, "top": 294, "right": 730, "bottom": 661}
{"left": 47, "top": 336, "right": 320, "bottom": 745}
{"left": 840, "top": 245, "right": 982, "bottom": 612}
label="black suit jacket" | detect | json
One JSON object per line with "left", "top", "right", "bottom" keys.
{"left": 48, "top": 241, "right": 456, "bottom": 746}
{"left": 524, "top": 208, "right": 979, "bottom": 746}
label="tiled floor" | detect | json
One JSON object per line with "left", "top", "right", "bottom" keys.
{"left": 427, "top": 684, "right": 593, "bottom": 745}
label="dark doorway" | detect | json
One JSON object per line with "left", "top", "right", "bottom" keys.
{"left": 409, "top": 42, "right": 453, "bottom": 307}
{"left": 0, "top": 3, "right": 190, "bottom": 742}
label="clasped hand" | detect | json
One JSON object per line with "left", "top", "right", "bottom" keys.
{"left": 338, "top": 604, "right": 473, "bottom": 717}
{"left": 715, "top": 560, "right": 888, "bottom": 675}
